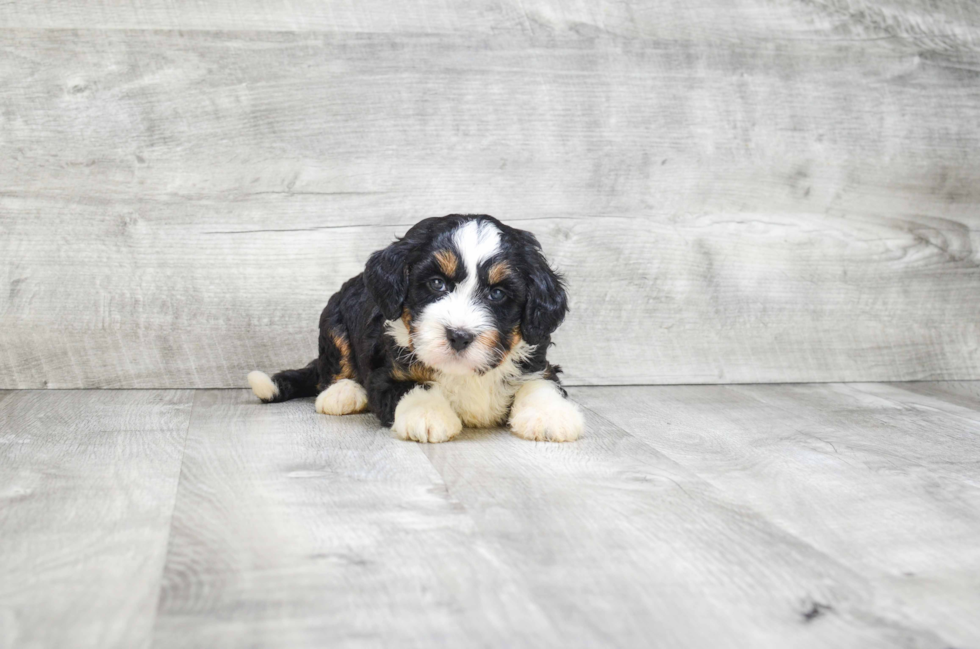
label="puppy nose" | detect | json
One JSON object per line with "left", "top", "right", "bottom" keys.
{"left": 446, "top": 328, "right": 476, "bottom": 352}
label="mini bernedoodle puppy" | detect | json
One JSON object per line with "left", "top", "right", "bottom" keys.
{"left": 247, "top": 214, "right": 584, "bottom": 443}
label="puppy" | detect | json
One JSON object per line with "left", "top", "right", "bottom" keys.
{"left": 247, "top": 214, "right": 583, "bottom": 443}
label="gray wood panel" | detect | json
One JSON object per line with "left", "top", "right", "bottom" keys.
{"left": 571, "top": 383, "right": 980, "bottom": 647}
{"left": 419, "top": 403, "right": 952, "bottom": 647}
{"left": 891, "top": 380, "right": 980, "bottom": 411}
{"left": 153, "top": 389, "right": 955, "bottom": 647}
{"left": 0, "top": 0, "right": 510, "bottom": 32}
{"left": 3, "top": 385, "right": 980, "bottom": 646}
{"left": 2, "top": 0, "right": 978, "bottom": 37}
{"left": 152, "top": 390, "right": 556, "bottom": 648}
{"left": 0, "top": 389, "right": 193, "bottom": 649}
{"left": 2, "top": 2, "right": 980, "bottom": 389}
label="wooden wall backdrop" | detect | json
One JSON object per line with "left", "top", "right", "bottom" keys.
{"left": 1, "top": 1, "right": 979, "bottom": 388}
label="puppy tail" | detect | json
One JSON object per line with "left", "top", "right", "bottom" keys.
{"left": 248, "top": 359, "right": 320, "bottom": 403}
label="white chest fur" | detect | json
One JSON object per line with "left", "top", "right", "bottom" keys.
{"left": 386, "top": 318, "right": 540, "bottom": 428}
{"left": 432, "top": 358, "right": 536, "bottom": 428}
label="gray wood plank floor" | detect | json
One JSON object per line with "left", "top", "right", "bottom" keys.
{"left": 0, "top": 390, "right": 194, "bottom": 649}
{"left": 1, "top": 384, "right": 978, "bottom": 648}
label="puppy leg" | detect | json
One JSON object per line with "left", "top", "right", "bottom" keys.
{"left": 509, "top": 379, "right": 584, "bottom": 442}
{"left": 315, "top": 378, "right": 369, "bottom": 415}
{"left": 248, "top": 359, "right": 319, "bottom": 403}
{"left": 391, "top": 385, "right": 462, "bottom": 444}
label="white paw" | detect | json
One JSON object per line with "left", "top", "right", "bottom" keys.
{"left": 247, "top": 371, "right": 279, "bottom": 402}
{"left": 509, "top": 380, "right": 584, "bottom": 442}
{"left": 315, "top": 379, "right": 369, "bottom": 415}
{"left": 392, "top": 386, "right": 463, "bottom": 444}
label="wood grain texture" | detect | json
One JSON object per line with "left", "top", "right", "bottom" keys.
{"left": 891, "top": 379, "right": 980, "bottom": 410}
{"left": 0, "top": 389, "right": 193, "bottom": 649}
{"left": 571, "top": 383, "right": 980, "bottom": 647}
{"left": 153, "top": 390, "right": 556, "bottom": 648}
{"left": 419, "top": 403, "right": 957, "bottom": 647}
{"left": 1, "top": 0, "right": 978, "bottom": 39}
{"left": 157, "top": 388, "right": 962, "bottom": 647}
{"left": 2, "top": 1, "right": 980, "bottom": 388}
{"left": 3, "top": 385, "right": 980, "bottom": 646}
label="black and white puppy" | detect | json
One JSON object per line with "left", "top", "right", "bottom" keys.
{"left": 247, "top": 214, "right": 583, "bottom": 443}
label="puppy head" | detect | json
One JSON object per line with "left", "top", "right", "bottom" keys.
{"left": 365, "top": 215, "right": 568, "bottom": 376}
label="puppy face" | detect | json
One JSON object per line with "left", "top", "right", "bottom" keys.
{"left": 405, "top": 220, "right": 519, "bottom": 374}
{"left": 365, "top": 215, "right": 568, "bottom": 376}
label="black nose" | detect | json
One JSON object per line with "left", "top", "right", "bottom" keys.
{"left": 446, "top": 328, "right": 476, "bottom": 352}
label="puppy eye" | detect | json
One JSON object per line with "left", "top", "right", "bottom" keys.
{"left": 488, "top": 287, "right": 506, "bottom": 302}
{"left": 428, "top": 277, "right": 447, "bottom": 292}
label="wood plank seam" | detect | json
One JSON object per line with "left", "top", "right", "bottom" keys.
{"left": 453, "top": 395, "right": 959, "bottom": 644}
{"left": 561, "top": 396, "right": 923, "bottom": 588}
{"left": 567, "top": 396, "right": 812, "bottom": 533}
{"left": 848, "top": 382, "right": 980, "bottom": 435}
{"left": 3, "top": 24, "right": 980, "bottom": 388}
{"left": 569, "top": 384, "right": 980, "bottom": 645}
{"left": 146, "top": 391, "right": 200, "bottom": 649}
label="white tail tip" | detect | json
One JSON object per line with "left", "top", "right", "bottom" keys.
{"left": 247, "top": 371, "right": 279, "bottom": 402}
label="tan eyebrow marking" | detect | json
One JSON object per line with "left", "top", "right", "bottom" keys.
{"left": 433, "top": 250, "right": 458, "bottom": 276}
{"left": 488, "top": 260, "right": 511, "bottom": 284}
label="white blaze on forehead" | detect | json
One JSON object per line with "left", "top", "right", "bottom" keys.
{"left": 452, "top": 219, "right": 502, "bottom": 284}
{"left": 409, "top": 219, "right": 503, "bottom": 375}
{"left": 440, "top": 219, "right": 501, "bottom": 329}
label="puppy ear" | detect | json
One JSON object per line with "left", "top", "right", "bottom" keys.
{"left": 364, "top": 218, "right": 439, "bottom": 320}
{"left": 364, "top": 237, "right": 413, "bottom": 320}
{"left": 518, "top": 230, "right": 568, "bottom": 346}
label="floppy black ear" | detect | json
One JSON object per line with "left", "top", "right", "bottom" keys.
{"left": 364, "top": 218, "right": 439, "bottom": 320}
{"left": 517, "top": 230, "right": 568, "bottom": 346}
{"left": 364, "top": 237, "right": 414, "bottom": 320}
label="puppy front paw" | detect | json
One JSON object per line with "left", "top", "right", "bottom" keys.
{"left": 392, "top": 386, "right": 462, "bottom": 443}
{"left": 509, "top": 381, "right": 584, "bottom": 442}
{"left": 315, "top": 379, "right": 368, "bottom": 415}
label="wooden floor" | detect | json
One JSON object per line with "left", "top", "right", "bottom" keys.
{"left": 1, "top": 383, "right": 979, "bottom": 648}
